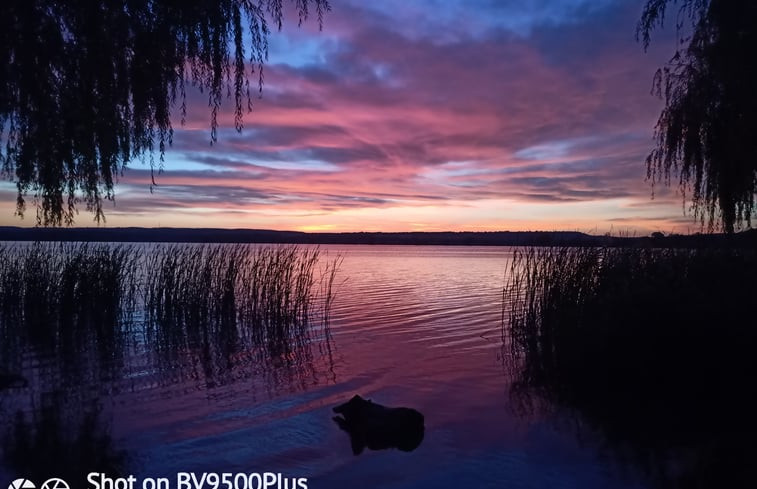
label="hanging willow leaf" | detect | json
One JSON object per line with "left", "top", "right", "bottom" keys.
{"left": 0, "top": 0, "right": 330, "bottom": 225}
{"left": 638, "top": 0, "right": 757, "bottom": 233}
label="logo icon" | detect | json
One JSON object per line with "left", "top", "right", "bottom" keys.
{"left": 40, "top": 480, "right": 68, "bottom": 489}
{"left": 8, "top": 480, "right": 35, "bottom": 489}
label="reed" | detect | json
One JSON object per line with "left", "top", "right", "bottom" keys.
{"left": 506, "top": 246, "right": 757, "bottom": 397}
{"left": 0, "top": 242, "right": 339, "bottom": 479}
{"left": 503, "top": 246, "right": 757, "bottom": 487}
{"left": 143, "top": 244, "right": 335, "bottom": 354}
{"left": 0, "top": 242, "right": 138, "bottom": 360}
{"left": 0, "top": 242, "right": 338, "bottom": 380}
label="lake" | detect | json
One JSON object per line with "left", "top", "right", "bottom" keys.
{"left": 0, "top": 244, "right": 649, "bottom": 489}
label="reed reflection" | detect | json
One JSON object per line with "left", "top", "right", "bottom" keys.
{"left": 2, "top": 399, "right": 127, "bottom": 483}
{"left": 0, "top": 243, "right": 136, "bottom": 387}
{"left": 0, "top": 242, "right": 339, "bottom": 475}
{"left": 503, "top": 247, "right": 757, "bottom": 489}
{"left": 142, "top": 245, "right": 339, "bottom": 392}
{"left": 0, "top": 242, "right": 337, "bottom": 389}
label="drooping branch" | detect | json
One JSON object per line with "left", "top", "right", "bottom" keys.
{"left": 0, "top": 0, "right": 330, "bottom": 225}
{"left": 638, "top": 0, "right": 757, "bottom": 232}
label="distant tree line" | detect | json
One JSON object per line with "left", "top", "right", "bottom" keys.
{"left": 2, "top": 226, "right": 756, "bottom": 247}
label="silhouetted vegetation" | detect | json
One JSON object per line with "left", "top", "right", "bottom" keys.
{"left": 504, "top": 246, "right": 757, "bottom": 488}
{"left": 638, "top": 0, "right": 757, "bottom": 233}
{"left": 0, "top": 242, "right": 137, "bottom": 378}
{"left": 2, "top": 402, "right": 127, "bottom": 483}
{"left": 0, "top": 243, "right": 338, "bottom": 387}
{"left": 0, "top": 242, "right": 339, "bottom": 476}
{"left": 0, "top": 0, "right": 329, "bottom": 225}
{"left": 146, "top": 245, "right": 320, "bottom": 350}
{"left": 142, "top": 244, "right": 339, "bottom": 389}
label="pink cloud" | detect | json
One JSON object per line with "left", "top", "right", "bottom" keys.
{"left": 2, "top": 0, "right": 697, "bottom": 233}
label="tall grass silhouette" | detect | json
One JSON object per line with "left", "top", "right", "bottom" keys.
{"left": 0, "top": 242, "right": 338, "bottom": 385}
{"left": 503, "top": 246, "right": 757, "bottom": 488}
{"left": 0, "top": 242, "right": 137, "bottom": 376}
{"left": 141, "top": 244, "right": 339, "bottom": 387}
{"left": 0, "top": 242, "right": 340, "bottom": 478}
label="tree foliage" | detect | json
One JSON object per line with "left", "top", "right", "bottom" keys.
{"left": 638, "top": 0, "right": 757, "bottom": 233}
{"left": 0, "top": 0, "right": 329, "bottom": 225}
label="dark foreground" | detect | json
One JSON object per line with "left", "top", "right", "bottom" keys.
{"left": 505, "top": 246, "right": 757, "bottom": 489}
{"left": 1, "top": 243, "right": 753, "bottom": 488}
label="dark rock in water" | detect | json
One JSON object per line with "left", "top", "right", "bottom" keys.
{"left": 332, "top": 394, "right": 425, "bottom": 455}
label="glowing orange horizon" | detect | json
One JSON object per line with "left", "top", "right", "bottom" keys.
{"left": 0, "top": 1, "right": 698, "bottom": 236}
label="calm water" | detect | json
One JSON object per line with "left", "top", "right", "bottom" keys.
{"left": 0, "top": 245, "right": 649, "bottom": 488}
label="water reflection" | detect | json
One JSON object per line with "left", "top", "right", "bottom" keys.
{"left": 140, "top": 245, "right": 338, "bottom": 394}
{"left": 503, "top": 247, "right": 757, "bottom": 489}
{"left": 0, "top": 374, "right": 27, "bottom": 390}
{"left": 0, "top": 243, "right": 136, "bottom": 386}
{"left": 507, "top": 376, "right": 756, "bottom": 488}
{"left": 0, "top": 243, "right": 338, "bottom": 477}
{"left": 2, "top": 400, "right": 127, "bottom": 483}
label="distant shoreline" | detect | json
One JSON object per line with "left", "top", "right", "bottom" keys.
{"left": 1, "top": 226, "right": 755, "bottom": 248}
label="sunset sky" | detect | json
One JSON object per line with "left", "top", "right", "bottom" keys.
{"left": 1, "top": 0, "right": 699, "bottom": 234}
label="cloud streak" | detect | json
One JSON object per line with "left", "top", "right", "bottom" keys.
{"left": 2, "top": 0, "right": 692, "bottom": 233}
